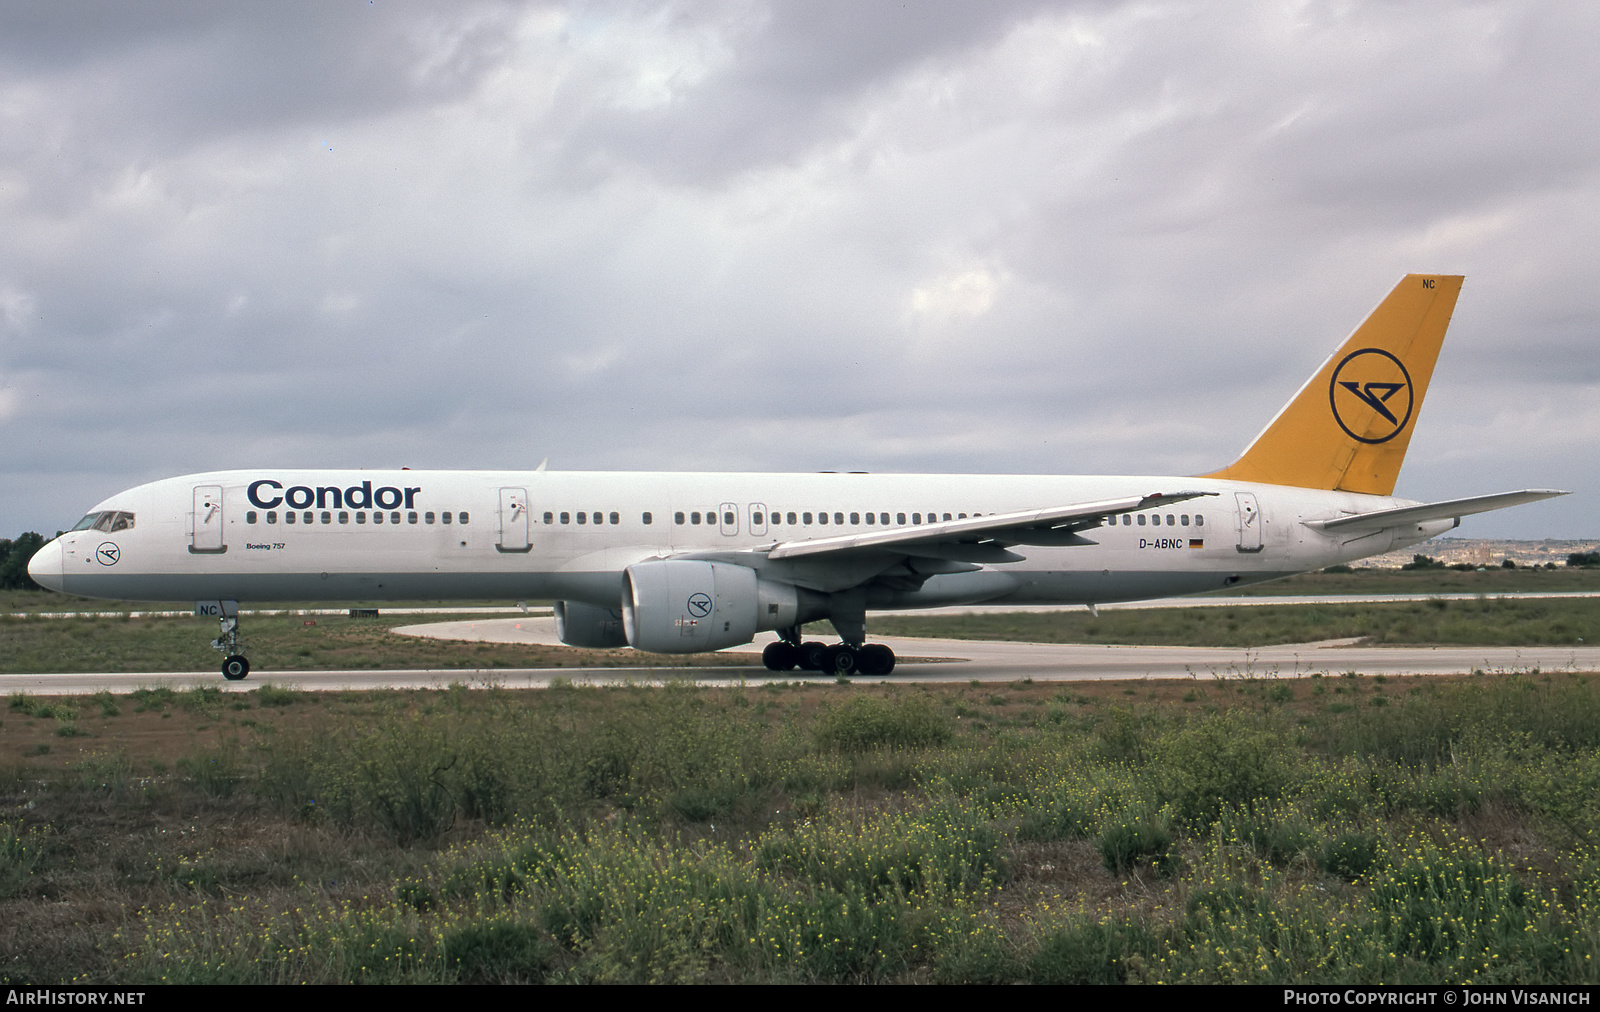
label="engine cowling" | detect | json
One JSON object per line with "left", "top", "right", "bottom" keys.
{"left": 622, "top": 560, "right": 799, "bottom": 653}
{"left": 553, "top": 600, "right": 628, "bottom": 648}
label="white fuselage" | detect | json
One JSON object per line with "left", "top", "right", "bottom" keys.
{"left": 29, "top": 469, "right": 1451, "bottom": 611}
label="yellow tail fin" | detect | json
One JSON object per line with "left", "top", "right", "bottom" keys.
{"left": 1204, "top": 274, "right": 1463, "bottom": 495}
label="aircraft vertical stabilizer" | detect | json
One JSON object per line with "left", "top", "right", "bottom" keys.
{"left": 1204, "top": 274, "right": 1463, "bottom": 495}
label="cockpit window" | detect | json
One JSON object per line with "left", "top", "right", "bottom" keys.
{"left": 73, "top": 511, "right": 135, "bottom": 532}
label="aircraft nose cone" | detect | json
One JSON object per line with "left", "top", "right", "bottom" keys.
{"left": 27, "top": 537, "right": 64, "bottom": 593}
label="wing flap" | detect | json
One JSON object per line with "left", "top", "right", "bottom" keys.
{"left": 1303, "top": 489, "right": 1568, "bottom": 534}
{"left": 766, "top": 490, "right": 1218, "bottom": 561}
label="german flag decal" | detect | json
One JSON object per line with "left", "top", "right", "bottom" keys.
{"left": 1189, "top": 539, "right": 1204, "bottom": 549}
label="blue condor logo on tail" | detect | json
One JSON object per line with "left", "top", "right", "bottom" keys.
{"left": 247, "top": 479, "right": 422, "bottom": 511}
{"left": 1328, "top": 348, "right": 1414, "bottom": 444}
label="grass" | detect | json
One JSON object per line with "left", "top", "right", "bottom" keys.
{"left": 4, "top": 673, "right": 1600, "bottom": 984}
{"left": 0, "top": 612, "right": 753, "bottom": 674}
{"left": 873, "top": 596, "right": 1600, "bottom": 647}
{"left": 4, "top": 594, "right": 1594, "bottom": 677}
{"left": 1213, "top": 565, "right": 1600, "bottom": 596}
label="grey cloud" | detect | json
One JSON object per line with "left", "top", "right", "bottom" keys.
{"left": 1, "top": 1, "right": 1597, "bottom": 541}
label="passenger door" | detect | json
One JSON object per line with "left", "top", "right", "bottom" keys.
{"left": 1235, "top": 492, "right": 1263, "bottom": 552}
{"left": 190, "top": 485, "right": 225, "bottom": 553}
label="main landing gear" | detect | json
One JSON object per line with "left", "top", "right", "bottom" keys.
{"left": 210, "top": 606, "right": 251, "bottom": 681}
{"left": 762, "top": 631, "right": 896, "bottom": 677}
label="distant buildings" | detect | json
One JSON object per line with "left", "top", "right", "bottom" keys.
{"left": 1358, "top": 538, "right": 1600, "bottom": 569}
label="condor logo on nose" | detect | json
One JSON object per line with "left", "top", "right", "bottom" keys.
{"left": 1328, "top": 348, "right": 1414, "bottom": 445}
{"left": 247, "top": 479, "right": 421, "bottom": 511}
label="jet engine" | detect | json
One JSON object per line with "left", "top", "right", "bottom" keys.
{"left": 553, "top": 600, "right": 628, "bottom": 648}
{"left": 622, "top": 559, "right": 804, "bottom": 653}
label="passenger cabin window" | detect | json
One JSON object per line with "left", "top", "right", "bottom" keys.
{"left": 246, "top": 511, "right": 257, "bottom": 524}
{"left": 266, "top": 511, "right": 277, "bottom": 524}
{"left": 609, "top": 512, "right": 620, "bottom": 525}
{"left": 723, "top": 511, "right": 734, "bottom": 526}
{"left": 850, "top": 513, "right": 860, "bottom": 525}
{"left": 424, "top": 512, "right": 435, "bottom": 524}
{"left": 371, "top": 511, "right": 381, "bottom": 524}
{"left": 1195, "top": 515, "right": 1204, "bottom": 526}
{"left": 543, "top": 511, "right": 553, "bottom": 524}
{"left": 356, "top": 512, "right": 366, "bottom": 524}
{"left": 443, "top": 513, "right": 452, "bottom": 524}
{"left": 576, "top": 512, "right": 586, "bottom": 525}
{"left": 560, "top": 512, "right": 570, "bottom": 524}
{"left": 642, "top": 512, "right": 652, "bottom": 525}
{"left": 691, "top": 512, "right": 702, "bottom": 524}
{"left": 787, "top": 512, "right": 797, "bottom": 524}
{"left": 459, "top": 512, "right": 469, "bottom": 524}
{"left": 803, "top": 512, "right": 813, "bottom": 524}
{"left": 286, "top": 511, "right": 297, "bottom": 524}
{"left": 674, "top": 512, "right": 685, "bottom": 525}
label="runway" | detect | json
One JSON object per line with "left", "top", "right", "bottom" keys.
{"left": 391, "top": 616, "right": 1600, "bottom": 682}
{"left": 6, "top": 611, "right": 1596, "bottom": 695}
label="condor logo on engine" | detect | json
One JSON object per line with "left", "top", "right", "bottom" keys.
{"left": 247, "top": 479, "right": 421, "bottom": 511}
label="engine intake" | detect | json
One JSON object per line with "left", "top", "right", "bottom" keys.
{"left": 622, "top": 560, "right": 800, "bottom": 653}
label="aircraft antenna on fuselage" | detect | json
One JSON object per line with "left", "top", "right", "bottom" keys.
{"left": 1203, "top": 273, "right": 1463, "bottom": 496}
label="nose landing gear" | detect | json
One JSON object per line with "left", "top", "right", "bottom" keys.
{"left": 207, "top": 603, "right": 251, "bottom": 680}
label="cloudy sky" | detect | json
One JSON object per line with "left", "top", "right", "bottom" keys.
{"left": 2, "top": 0, "right": 1594, "bottom": 539}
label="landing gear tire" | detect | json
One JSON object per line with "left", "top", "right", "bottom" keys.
{"left": 799, "top": 641, "right": 829, "bottom": 671}
{"left": 762, "top": 641, "right": 798, "bottom": 672}
{"left": 222, "top": 655, "right": 251, "bottom": 681}
{"left": 858, "top": 644, "right": 896, "bottom": 676}
{"left": 824, "top": 645, "right": 858, "bottom": 676}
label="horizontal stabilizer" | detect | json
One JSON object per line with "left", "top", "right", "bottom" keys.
{"left": 768, "top": 490, "right": 1217, "bottom": 561}
{"left": 1303, "top": 490, "right": 1568, "bottom": 534}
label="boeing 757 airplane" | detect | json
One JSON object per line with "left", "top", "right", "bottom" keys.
{"left": 28, "top": 275, "right": 1565, "bottom": 679}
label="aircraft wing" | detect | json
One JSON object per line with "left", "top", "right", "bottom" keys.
{"left": 766, "top": 490, "right": 1219, "bottom": 562}
{"left": 1302, "top": 489, "right": 1568, "bottom": 534}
